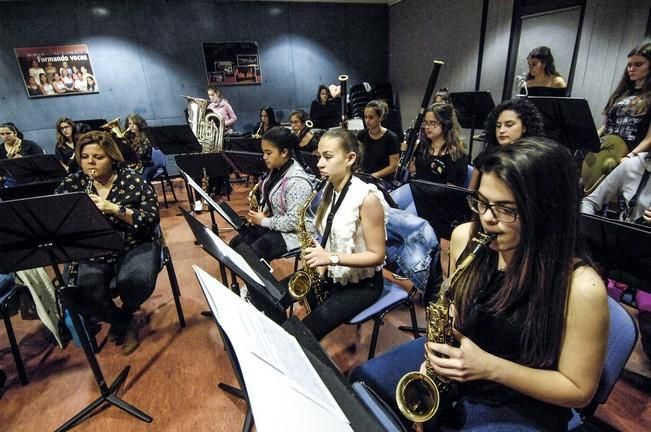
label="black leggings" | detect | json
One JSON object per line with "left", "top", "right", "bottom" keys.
{"left": 229, "top": 226, "right": 288, "bottom": 262}
{"left": 302, "top": 270, "right": 384, "bottom": 340}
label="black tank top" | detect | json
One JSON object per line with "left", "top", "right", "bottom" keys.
{"left": 457, "top": 270, "right": 572, "bottom": 430}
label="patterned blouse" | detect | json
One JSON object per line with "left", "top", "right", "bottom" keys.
{"left": 56, "top": 167, "right": 160, "bottom": 254}
{"left": 128, "top": 134, "right": 153, "bottom": 167}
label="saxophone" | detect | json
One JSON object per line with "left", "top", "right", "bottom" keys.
{"left": 395, "top": 232, "right": 495, "bottom": 423}
{"left": 248, "top": 180, "right": 260, "bottom": 212}
{"left": 287, "top": 178, "right": 328, "bottom": 314}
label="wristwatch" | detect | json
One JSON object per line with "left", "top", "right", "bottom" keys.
{"left": 329, "top": 254, "right": 340, "bottom": 266}
{"left": 118, "top": 205, "right": 127, "bottom": 216}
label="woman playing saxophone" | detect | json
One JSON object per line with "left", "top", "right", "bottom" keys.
{"left": 230, "top": 126, "right": 313, "bottom": 262}
{"left": 300, "top": 129, "right": 389, "bottom": 340}
{"left": 352, "top": 138, "right": 608, "bottom": 431}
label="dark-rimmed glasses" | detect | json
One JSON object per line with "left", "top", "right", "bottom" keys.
{"left": 467, "top": 195, "right": 518, "bottom": 223}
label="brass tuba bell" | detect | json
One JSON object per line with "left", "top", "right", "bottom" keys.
{"left": 581, "top": 135, "right": 628, "bottom": 196}
{"left": 101, "top": 117, "right": 129, "bottom": 140}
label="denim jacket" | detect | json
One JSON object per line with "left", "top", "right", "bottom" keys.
{"left": 386, "top": 207, "right": 438, "bottom": 291}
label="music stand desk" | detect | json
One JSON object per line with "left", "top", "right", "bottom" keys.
{"left": 0, "top": 154, "right": 67, "bottom": 184}
{"left": 0, "top": 179, "right": 60, "bottom": 201}
{"left": 450, "top": 91, "right": 496, "bottom": 157}
{"left": 0, "top": 193, "right": 151, "bottom": 431}
{"left": 223, "top": 150, "right": 267, "bottom": 178}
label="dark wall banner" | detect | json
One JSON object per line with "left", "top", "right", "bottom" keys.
{"left": 15, "top": 44, "right": 99, "bottom": 98}
{"left": 202, "top": 41, "right": 262, "bottom": 86}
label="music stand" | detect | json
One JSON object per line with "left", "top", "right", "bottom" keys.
{"left": 527, "top": 97, "right": 600, "bottom": 157}
{"left": 0, "top": 179, "right": 60, "bottom": 201}
{"left": 449, "top": 91, "right": 496, "bottom": 158}
{"left": 76, "top": 118, "right": 108, "bottom": 131}
{"left": 0, "top": 154, "right": 67, "bottom": 184}
{"left": 225, "top": 136, "right": 262, "bottom": 153}
{"left": 175, "top": 152, "right": 231, "bottom": 208}
{"left": 0, "top": 192, "right": 152, "bottom": 431}
{"left": 222, "top": 150, "right": 267, "bottom": 178}
{"left": 297, "top": 151, "right": 320, "bottom": 177}
{"left": 409, "top": 179, "right": 473, "bottom": 241}
{"left": 145, "top": 124, "right": 202, "bottom": 155}
{"left": 581, "top": 213, "right": 651, "bottom": 293}
{"left": 180, "top": 208, "right": 287, "bottom": 324}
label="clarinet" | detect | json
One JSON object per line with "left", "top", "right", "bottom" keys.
{"left": 394, "top": 60, "right": 444, "bottom": 185}
{"left": 338, "top": 74, "right": 349, "bottom": 129}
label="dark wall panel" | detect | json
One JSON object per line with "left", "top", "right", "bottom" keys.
{"left": 0, "top": 0, "right": 388, "bottom": 153}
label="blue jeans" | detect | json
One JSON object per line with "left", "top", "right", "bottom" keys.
{"left": 386, "top": 207, "right": 438, "bottom": 291}
{"left": 0, "top": 273, "right": 14, "bottom": 296}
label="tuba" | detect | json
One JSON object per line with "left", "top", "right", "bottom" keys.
{"left": 183, "top": 95, "right": 224, "bottom": 153}
{"left": 395, "top": 232, "right": 495, "bottom": 424}
{"left": 288, "top": 178, "right": 328, "bottom": 314}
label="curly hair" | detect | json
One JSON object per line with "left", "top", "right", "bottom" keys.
{"left": 483, "top": 98, "right": 545, "bottom": 149}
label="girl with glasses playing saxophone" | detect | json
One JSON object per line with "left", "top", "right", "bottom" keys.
{"left": 352, "top": 138, "right": 608, "bottom": 431}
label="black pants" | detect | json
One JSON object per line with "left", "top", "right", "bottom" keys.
{"left": 72, "top": 241, "right": 161, "bottom": 331}
{"left": 229, "top": 226, "right": 288, "bottom": 262}
{"left": 302, "top": 270, "right": 384, "bottom": 340}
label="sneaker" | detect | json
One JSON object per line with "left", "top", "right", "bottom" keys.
{"left": 193, "top": 200, "right": 203, "bottom": 212}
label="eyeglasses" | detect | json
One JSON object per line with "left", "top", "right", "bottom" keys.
{"left": 467, "top": 195, "right": 518, "bottom": 223}
{"left": 423, "top": 120, "right": 441, "bottom": 128}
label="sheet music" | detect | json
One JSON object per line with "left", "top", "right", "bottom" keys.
{"left": 202, "top": 227, "right": 266, "bottom": 286}
{"left": 179, "top": 168, "right": 240, "bottom": 229}
{"left": 193, "top": 266, "right": 350, "bottom": 428}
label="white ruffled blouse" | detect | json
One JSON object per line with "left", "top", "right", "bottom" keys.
{"left": 318, "top": 176, "right": 389, "bottom": 285}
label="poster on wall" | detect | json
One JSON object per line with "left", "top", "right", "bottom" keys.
{"left": 202, "top": 42, "right": 262, "bottom": 86}
{"left": 15, "top": 44, "right": 99, "bottom": 98}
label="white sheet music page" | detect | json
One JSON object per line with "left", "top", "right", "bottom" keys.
{"left": 193, "top": 266, "right": 350, "bottom": 428}
{"left": 202, "top": 227, "right": 266, "bottom": 286}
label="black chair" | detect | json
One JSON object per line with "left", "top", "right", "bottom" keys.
{"left": 1, "top": 282, "right": 28, "bottom": 385}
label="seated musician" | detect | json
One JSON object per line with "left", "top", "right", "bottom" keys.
{"left": 289, "top": 109, "right": 320, "bottom": 153}
{"left": 56, "top": 131, "right": 160, "bottom": 356}
{"left": 309, "top": 84, "right": 339, "bottom": 130}
{"left": 254, "top": 106, "right": 278, "bottom": 137}
{"left": 522, "top": 46, "right": 567, "bottom": 95}
{"left": 124, "top": 114, "right": 155, "bottom": 181}
{"left": 467, "top": 98, "right": 545, "bottom": 190}
{"left": 301, "top": 129, "right": 389, "bottom": 340}
{"left": 352, "top": 138, "right": 608, "bottom": 431}
{"left": 54, "top": 118, "right": 77, "bottom": 170}
{"left": 229, "top": 126, "right": 313, "bottom": 262}
{"left": 410, "top": 103, "right": 467, "bottom": 186}
{"left": 357, "top": 100, "right": 400, "bottom": 182}
{"left": 599, "top": 42, "right": 651, "bottom": 156}
{"left": 0, "top": 122, "right": 45, "bottom": 159}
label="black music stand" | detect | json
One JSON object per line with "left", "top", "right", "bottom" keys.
{"left": 181, "top": 208, "right": 286, "bottom": 324}
{"left": 145, "top": 124, "right": 202, "bottom": 155}
{"left": 0, "top": 179, "right": 60, "bottom": 201}
{"left": 77, "top": 118, "right": 108, "bottom": 131}
{"left": 297, "top": 151, "right": 320, "bottom": 177}
{"left": 222, "top": 150, "right": 266, "bottom": 178}
{"left": 581, "top": 214, "right": 651, "bottom": 294}
{"left": 527, "top": 97, "right": 600, "bottom": 158}
{"left": 0, "top": 192, "right": 152, "bottom": 431}
{"left": 175, "top": 153, "right": 231, "bottom": 208}
{"left": 225, "top": 136, "right": 262, "bottom": 153}
{"left": 450, "top": 91, "right": 496, "bottom": 158}
{"left": 0, "top": 154, "right": 67, "bottom": 185}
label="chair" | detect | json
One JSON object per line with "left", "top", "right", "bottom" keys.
{"left": 151, "top": 148, "right": 178, "bottom": 208}
{"left": 0, "top": 282, "right": 28, "bottom": 385}
{"left": 568, "top": 296, "right": 638, "bottom": 429}
{"left": 352, "top": 381, "right": 408, "bottom": 432}
{"left": 348, "top": 281, "right": 419, "bottom": 360}
{"left": 390, "top": 183, "right": 417, "bottom": 215}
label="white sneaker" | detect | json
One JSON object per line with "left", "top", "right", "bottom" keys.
{"left": 193, "top": 200, "right": 203, "bottom": 212}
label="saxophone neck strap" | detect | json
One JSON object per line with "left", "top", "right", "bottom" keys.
{"left": 320, "top": 175, "right": 353, "bottom": 248}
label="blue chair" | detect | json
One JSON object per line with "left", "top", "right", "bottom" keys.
{"left": 151, "top": 148, "right": 178, "bottom": 208}
{"left": 348, "top": 281, "right": 420, "bottom": 360}
{"left": 568, "top": 296, "right": 638, "bottom": 429}
{"left": 390, "top": 183, "right": 417, "bottom": 215}
{"left": 1, "top": 278, "right": 28, "bottom": 385}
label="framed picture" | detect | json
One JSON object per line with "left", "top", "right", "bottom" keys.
{"left": 15, "top": 44, "right": 99, "bottom": 98}
{"left": 203, "top": 42, "right": 262, "bottom": 86}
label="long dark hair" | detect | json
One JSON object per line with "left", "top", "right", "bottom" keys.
{"left": 483, "top": 98, "right": 545, "bottom": 149}
{"left": 604, "top": 42, "right": 651, "bottom": 117}
{"left": 260, "top": 106, "right": 278, "bottom": 129}
{"left": 316, "top": 84, "right": 332, "bottom": 104}
{"left": 261, "top": 126, "right": 298, "bottom": 157}
{"left": 55, "top": 118, "right": 76, "bottom": 151}
{"left": 526, "top": 46, "right": 561, "bottom": 80}
{"left": 417, "top": 103, "right": 466, "bottom": 161}
{"left": 314, "top": 129, "right": 363, "bottom": 228}
{"left": 454, "top": 138, "right": 584, "bottom": 368}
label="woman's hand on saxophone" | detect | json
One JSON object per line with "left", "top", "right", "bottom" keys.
{"left": 304, "top": 239, "right": 330, "bottom": 268}
{"left": 89, "top": 194, "right": 120, "bottom": 215}
{"left": 425, "top": 328, "right": 497, "bottom": 383}
{"left": 247, "top": 209, "right": 267, "bottom": 225}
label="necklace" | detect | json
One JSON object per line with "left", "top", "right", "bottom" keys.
{"left": 94, "top": 172, "right": 117, "bottom": 187}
